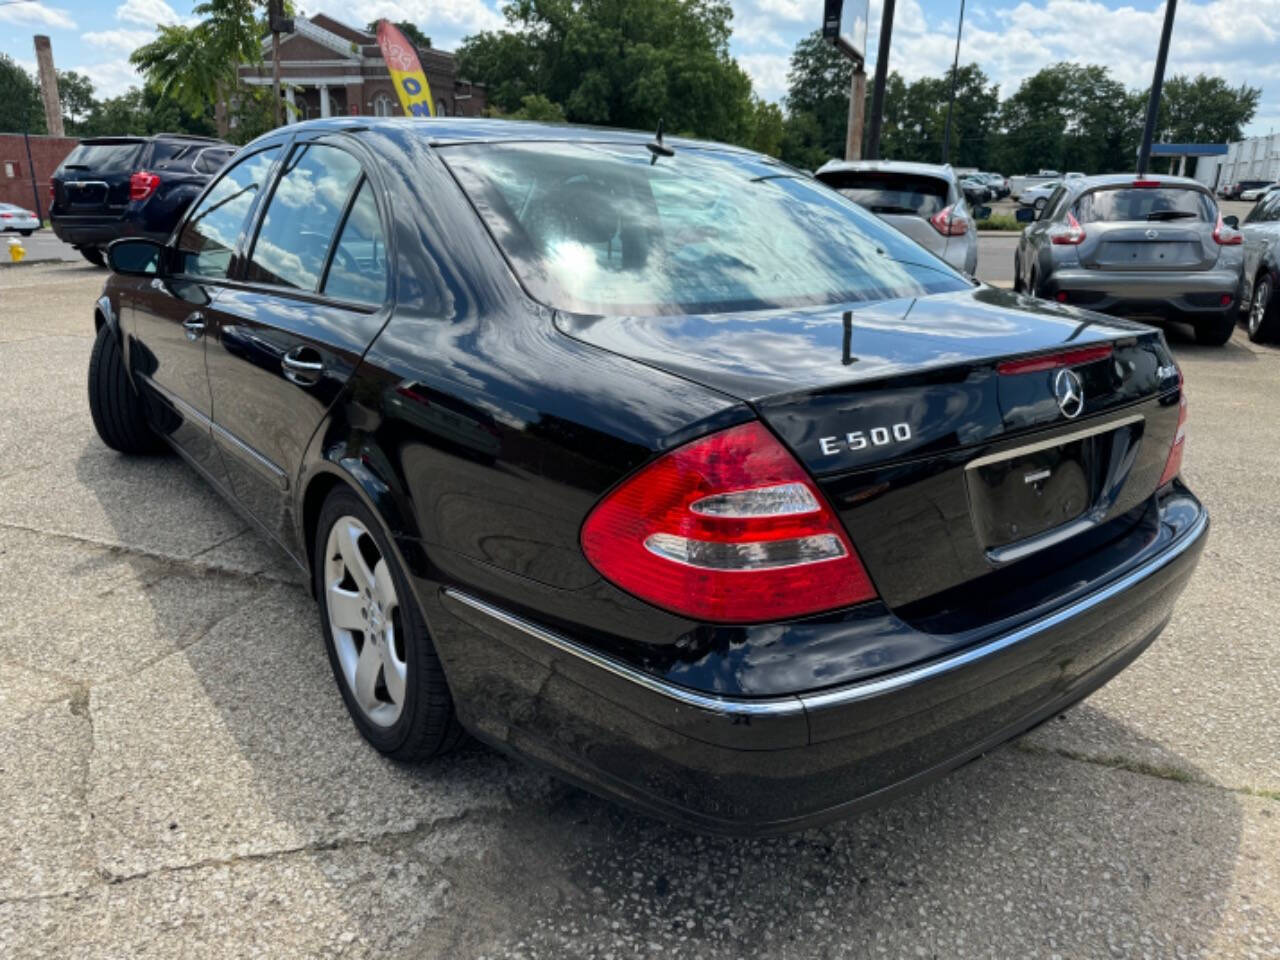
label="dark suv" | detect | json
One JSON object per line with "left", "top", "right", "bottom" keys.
{"left": 50, "top": 134, "right": 235, "bottom": 266}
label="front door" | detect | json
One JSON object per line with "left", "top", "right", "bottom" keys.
{"left": 130, "top": 145, "right": 283, "bottom": 482}
{"left": 205, "top": 140, "right": 392, "bottom": 556}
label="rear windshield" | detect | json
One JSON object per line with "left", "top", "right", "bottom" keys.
{"left": 444, "top": 143, "right": 968, "bottom": 316}
{"left": 815, "top": 170, "right": 949, "bottom": 217}
{"left": 59, "top": 142, "right": 142, "bottom": 174}
{"left": 1075, "top": 187, "right": 1214, "bottom": 223}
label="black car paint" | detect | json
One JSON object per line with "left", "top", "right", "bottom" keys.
{"left": 95, "top": 118, "right": 1206, "bottom": 832}
{"left": 52, "top": 135, "right": 232, "bottom": 252}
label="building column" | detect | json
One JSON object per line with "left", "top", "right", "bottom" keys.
{"left": 284, "top": 85, "right": 296, "bottom": 124}
{"left": 1177, "top": 155, "right": 1186, "bottom": 177}
{"left": 319, "top": 84, "right": 330, "bottom": 119}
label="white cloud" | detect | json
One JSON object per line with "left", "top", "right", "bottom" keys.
{"left": 74, "top": 57, "right": 144, "bottom": 97}
{"left": 311, "top": 0, "right": 504, "bottom": 37}
{"left": 739, "top": 52, "right": 792, "bottom": 102}
{"left": 0, "top": 3, "right": 75, "bottom": 29}
{"left": 83, "top": 28, "right": 157, "bottom": 53}
{"left": 754, "top": 0, "right": 810, "bottom": 21}
{"left": 115, "top": 0, "right": 181, "bottom": 27}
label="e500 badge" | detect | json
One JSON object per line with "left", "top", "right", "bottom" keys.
{"left": 819, "top": 423, "right": 912, "bottom": 456}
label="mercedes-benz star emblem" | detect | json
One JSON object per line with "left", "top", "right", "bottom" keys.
{"left": 1054, "top": 368, "right": 1085, "bottom": 419}
{"left": 1145, "top": 228, "right": 1159, "bottom": 239}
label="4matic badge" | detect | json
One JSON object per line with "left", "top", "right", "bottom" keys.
{"left": 819, "top": 423, "right": 912, "bottom": 456}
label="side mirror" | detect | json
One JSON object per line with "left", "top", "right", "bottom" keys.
{"left": 1223, "top": 215, "right": 1240, "bottom": 229}
{"left": 1015, "top": 207, "right": 1036, "bottom": 223}
{"left": 975, "top": 205, "right": 992, "bottom": 221}
{"left": 107, "top": 238, "right": 165, "bottom": 276}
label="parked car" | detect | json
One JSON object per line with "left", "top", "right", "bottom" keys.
{"left": 959, "top": 176, "right": 993, "bottom": 205}
{"left": 1219, "top": 179, "right": 1272, "bottom": 200}
{"left": 1014, "top": 174, "right": 1244, "bottom": 345}
{"left": 1240, "top": 182, "right": 1280, "bottom": 201}
{"left": 0, "top": 202, "right": 40, "bottom": 235}
{"left": 814, "top": 160, "right": 986, "bottom": 274}
{"left": 976, "top": 172, "right": 1010, "bottom": 198}
{"left": 1019, "top": 180, "right": 1062, "bottom": 212}
{"left": 1239, "top": 188, "right": 1280, "bottom": 341}
{"left": 89, "top": 118, "right": 1206, "bottom": 834}
{"left": 50, "top": 134, "right": 235, "bottom": 267}
{"left": 1065, "top": 171, "right": 1086, "bottom": 179}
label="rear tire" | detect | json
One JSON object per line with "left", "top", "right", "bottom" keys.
{"left": 79, "top": 247, "right": 105, "bottom": 267}
{"left": 1247, "top": 274, "right": 1279, "bottom": 343}
{"left": 87, "top": 324, "right": 163, "bottom": 454}
{"left": 1034, "top": 197, "right": 1047, "bottom": 213}
{"left": 1194, "top": 314, "right": 1236, "bottom": 346}
{"left": 1013, "top": 254, "right": 1024, "bottom": 293}
{"left": 314, "top": 487, "right": 464, "bottom": 761}
{"left": 19, "top": 229, "right": 32, "bottom": 236}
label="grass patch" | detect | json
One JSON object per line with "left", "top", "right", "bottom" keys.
{"left": 978, "top": 213, "right": 1025, "bottom": 232}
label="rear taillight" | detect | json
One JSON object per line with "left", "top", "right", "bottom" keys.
{"left": 129, "top": 171, "right": 161, "bottom": 201}
{"left": 0, "top": 213, "right": 10, "bottom": 220}
{"left": 996, "top": 343, "right": 1113, "bottom": 376}
{"left": 929, "top": 204, "right": 969, "bottom": 237}
{"left": 1158, "top": 370, "right": 1188, "bottom": 487}
{"left": 1049, "top": 211, "right": 1086, "bottom": 245}
{"left": 580, "top": 420, "right": 876, "bottom": 623}
{"left": 1213, "top": 212, "right": 1242, "bottom": 245}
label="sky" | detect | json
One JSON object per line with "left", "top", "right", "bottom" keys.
{"left": 2, "top": 0, "right": 1278, "bottom": 137}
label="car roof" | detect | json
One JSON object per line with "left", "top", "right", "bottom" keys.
{"left": 1069, "top": 173, "right": 1210, "bottom": 191}
{"left": 814, "top": 158, "right": 957, "bottom": 184}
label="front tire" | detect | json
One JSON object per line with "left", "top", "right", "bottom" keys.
{"left": 19, "top": 229, "right": 32, "bottom": 236}
{"left": 1247, "top": 274, "right": 1279, "bottom": 343}
{"left": 314, "top": 488, "right": 464, "bottom": 761}
{"left": 1034, "top": 197, "right": 1047, "bottom": 213}
{"left": 87, "top": 324, "right": 163, "bottom": 454}
{"left": 79, "top": 246, "right": 105, "bottom": 267}
{"left": 1013, "top": 253, "right": 1024, "bottom": 293}
{"left": 1194, "top": 314, "right": 1236, "bottom": 346}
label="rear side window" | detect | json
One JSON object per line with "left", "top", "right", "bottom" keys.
{"left": 60, "top": 142, "right": 141, "bottom": 174}
{"left": 176, "top": 146, "right": 281, "bottom": 279}
{"left": 1075, "top": 187, "right": 1213, "bottom": 223}
{"left": 322, "top": 180, "right": 388, "bottom": 305}
{"left": 815, "top": 170, "right": 949, "bottom": 217}
{"left": 246, "top": 143, "right": 363, "bottom": 291}
{"left": 194, "top": 149, "right": 234, "bottom": 174}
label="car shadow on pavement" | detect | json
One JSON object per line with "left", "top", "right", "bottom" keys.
{"left": 68, "top": 441, "right": 1253, "bottom": 959}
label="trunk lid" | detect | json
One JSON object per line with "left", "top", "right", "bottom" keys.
{"left": 1077, "top": 221, "right": 1218, "bottom": 272}
{"left": 557, "top": 286, "right": 1181, "bottom": 608}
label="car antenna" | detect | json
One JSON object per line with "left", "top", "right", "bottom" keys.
{"left": 647, "top": 119, "right": 674, "bottom": 165}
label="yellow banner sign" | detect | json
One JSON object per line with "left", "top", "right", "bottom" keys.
{"left": 376, "top": 20, "right": 433, "bottom": 117}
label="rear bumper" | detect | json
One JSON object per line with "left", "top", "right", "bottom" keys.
{"left": 1045, "top": 267, "right": 1241, "bottom": 318}
{"left": 50, "top": 213, "right": 162, "bottom": 248}
{"left": 432, "top": 489, "right": 1208, "bottom": 834}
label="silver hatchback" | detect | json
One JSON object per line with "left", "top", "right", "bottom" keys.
{"left": 815, "top": 160, "right": 985, "bottom": 275}
{"left": 1014, "top": 174, "right": 1244, "bottom": 345}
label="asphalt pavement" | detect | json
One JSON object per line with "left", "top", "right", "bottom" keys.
{"left": 0, "top": 262, "right": 1277, "bottom": 959}
{"left": 2, "top": 228, "right": 82, "bottom": 265}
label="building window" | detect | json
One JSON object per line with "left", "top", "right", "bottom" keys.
{"left": 436, "top": 99, "right": 449, "bottom": 116}
{"left": 4, "top": 162, "right": 16, "bottom": 178}
{"left": 373, "top": 94, "right": 395, "bottom": 117}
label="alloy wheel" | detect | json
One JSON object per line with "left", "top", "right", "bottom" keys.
{"left": 1249, "top": 278, "right": 1271, "bottom": 338}
{"left": 324, "top": 516, "right": 407, "bottom": 727}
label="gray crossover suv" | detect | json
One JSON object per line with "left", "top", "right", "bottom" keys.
{"left": 1014, "top": 174, "right": 1244, "bottom": 345}
{"left": 816, "top": 160, "right": 986, "bottom": 275}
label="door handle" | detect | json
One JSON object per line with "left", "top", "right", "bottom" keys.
{"left": 182, "top": 312, "right": 205, "bottom": 341}
{"left": 281, "top": 346, "right": 324, "bottom": 386}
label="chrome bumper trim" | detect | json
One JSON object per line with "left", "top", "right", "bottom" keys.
{"left": 442, "top": 504, "right": 1207, "bottom": 719}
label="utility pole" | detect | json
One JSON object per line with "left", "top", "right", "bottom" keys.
{"left": 267, "top": 0, "right": 294, "bottom": 127}
{"left": 864, "top": 0, "right": 896, "bottom": 160}
{"left": 823, "top": 0, "right": 869, "bottom": 161}
{"left": 33, "top": 35, "right": 63, "bottom": 138}
{"left": 1137, "top": 0, "right": 1177, "bottom": 175}
{"left": 941, "top": 0, "right": 967, "bottom": 164}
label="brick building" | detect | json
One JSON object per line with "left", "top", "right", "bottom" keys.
{"left": 237, "top": 14, "right": 486, "bottom": 122}
{"left": 0, "top": 134, "right": 77, "bottom": 214}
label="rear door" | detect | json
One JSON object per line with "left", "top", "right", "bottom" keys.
{"left": 128, "top": 145, "right": 283, "bottom": 482}
{"left": 205, "top": 137, "right": 393, "bottom": 554}
{"left": 1074, "top": 184, "right": 1220, "bottom": 271}
{"left": 53, "top": 139, "right": 143, "bottom": 217}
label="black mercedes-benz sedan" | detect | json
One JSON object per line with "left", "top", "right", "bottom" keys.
{"left": 88, "top": 118, "right": 1207, "bottom": 834}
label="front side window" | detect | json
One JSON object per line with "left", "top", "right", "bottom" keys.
{"left": 246, "top": 143, "right": 363, "bottom": 291}
{"left": 444, "top": 143, "right": 969, "bottom": 316}
{"left": 176, "top": 146, "right": 280, "bottom": 279}
{"left": 1075, "top": 187, "right": 1214, "bottom": 223}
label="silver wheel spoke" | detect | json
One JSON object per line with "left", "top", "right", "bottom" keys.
{"left": 327, "top": 587, "right": 365, "bottom": 632}
{"left": 382, "top": 635, "right": 407, "bottom": 705}
{"left": 372, "top": 559, "right": 396, "bottom": 609}
{"left": 335, "top": 520, "right": 375, "bottom": 594}
{"left": 353, "top": 637, "right": 382, "bottom": 710}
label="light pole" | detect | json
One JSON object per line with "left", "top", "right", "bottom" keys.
{"left": 1137, "top": 0, "right": 1178, "bottom": 175}
{"left": 864, "top": 0, "right": 896, "bottom": 159}
{"left": 940, "top": 0, "right": 966, "bottom": 164}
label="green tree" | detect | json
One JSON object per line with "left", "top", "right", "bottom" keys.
{"left": 1154, "top": 74, "right": 1260, "bottom": 145}
{"left": 744, "top": 96, "right": 784, "bottom": 157}
{"left": 78, "top": 85, "right": 216, "bottom": 138}
{"left": 367, "top": 20, "right": 431, "bottom": 48}
{"left": 131, "top": 0, "right": 263, "bottom": 137}
{"left": 457, "top": 0, "right": 755, "bottom": 144}
{"left": 782, "top": 30, "right": 852, "bottom": 163}
{"left": 57, "top": 70, "right": 97, "bottom": 132}
{"left": 0, "top": 54, "right": 44, "bottom": 134}
{"left": 507, "top": 93, "right": 567, "bottom": 123}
